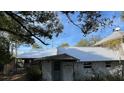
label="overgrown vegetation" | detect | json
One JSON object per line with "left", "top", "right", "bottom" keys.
{"left": 102, "top": 39, "right": 121, "bottom": 49}
{"left": 0, "top": 36, "right": 13, "bottom": 64}
{"left": 26, "top": 65, "right": 42, "bottom": 81}
{"left": 75, "top": 69, "right": 124, "bottom": 81}
{"left": 83, "top": 74, "right": 124, "bottom": 81}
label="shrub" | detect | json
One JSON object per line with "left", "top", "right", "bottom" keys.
{"left": 26, "top": 65, "right": 42, "bottom": 81}
{"left": 80, "top": 73, "right": 124, "bottom": 81}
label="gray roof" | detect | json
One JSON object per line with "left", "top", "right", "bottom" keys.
{"left": 17, "top": 48, "right": 57, "bottom": 59}
{"left": 17, "top": 47, "right": 124, "bottom": 62}
{"left": 58, "top": 47, "right": 123, "bottom": 62}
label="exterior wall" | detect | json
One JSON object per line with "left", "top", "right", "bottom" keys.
{"left": 41, "top": 61, "right": 122, "bottom": 81}
{"left": 41, "top": 61, "right": 74, "bottom": 81}
{"left": 61, "top": 62, "right": 74, "bottom": 81}
{"left": 42, "top": 61, "right": 52, "bottom": 81}
{"left": 74, "top": 61, "right": 122, "bottom": 80}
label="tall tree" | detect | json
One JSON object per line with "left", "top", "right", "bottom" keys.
{"left": 0, "top": 11, "right": 114, "bottom": 64}
{"left": 0, "top": 36, "right": 12, "bottom": 64}
{"left": 0, "top": 11, "right": 113, "bottom": 45}
{"left": 75, "top": 39, "right": 89, "bottom": 47}
{"left": 0, "top": 11, "right": 63, "bottom": 45}
{"left": 89, "top": 35, "right": 102, "bottom": 46}
{"left": 58, "top": 42, "right": 69, "bottom": 47}
{"left": 62, "top": 11, "right": 113, "bottom": 35}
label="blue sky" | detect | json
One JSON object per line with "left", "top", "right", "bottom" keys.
{"left": 18, "top": 11, "right": 124, "bottom": 54}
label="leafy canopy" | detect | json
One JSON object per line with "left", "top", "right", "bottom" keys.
{"left": 0, "top": 36, "right": 12, "bottom": 64}
{"left": 0, "top": 11, "right": 63, "bottom": 45}
{"left": 0, "top": 11, "right": 113, "bottom": 45}
{"left": 58, "top": 42, "right": 69, "bottom": 47}
{"left": 0, "top": 11, "right": 114, "bottom": 64}
{"left": 75, "top": 39, "right": 89, "bottom": 47}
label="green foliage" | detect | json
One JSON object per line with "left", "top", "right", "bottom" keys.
{"left": 26, "top": 65, "right": 42, "bottom": 81}
{"left": 58, "top": 42, "right": 69, "bottom": 47}
{"left": 62, "top": 11, "right": 113, "bottom": 34}
{"left": 0, "top": 11, "right": 113, "bottom": 65}
{"left": 85, "top": 74, "right": 124, "bottom": 81}
{"left": 103, "top": 39, "right": 121, "bottom": 48}
{"left": 121, "top": 12, "right": 124, "bottom": 21}
{"left": 0, "top": 36, "right": 12, "bottom": 64}
{"left": 32, "top": 43, "right": 42, "bottom": 49}
{"left": 75, "top": 39, "right": 89, "bottom": 47}
{"left": 75, "top": 35, "right": 101, "bottom": 47}
{"left": 0, "top": 11, "right": 113, "bottom": 45}
{"left": 0, "top": 11, "right": 63, "bottom": 45}
{"left": 75, "top": 71, "right": 124, "bottom": 81}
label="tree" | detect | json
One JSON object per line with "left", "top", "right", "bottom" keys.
{"left": 0, "top": 36, "right": 12, "bottom": 64}
{"left": 62, "top": 11, "right": 113, "bottom": 35}
{"left": 58, "top": 42, "right": 69, "bottom": 47}
{"left": 0, "top": 11, "right": 113, "bottom": 45}
{"left": 75, "top": 39, "right": 89, "bottom": 47}
{"left": 0, "top": 11, "right": 63, "bottom": 45}
{"left": 0, "top": 11, "right": 114, "bottom": 65}
{"left": 121, "top": 12, "right": 124, "bottom": 21}
{"left": 32, "top": 43, "right": 42, "bottom": 49}
{"left": 89, "top": 35, "right": 102, "bottom": 46}
{"left": 102, "top": 39, "right": 121, "bottom": 49}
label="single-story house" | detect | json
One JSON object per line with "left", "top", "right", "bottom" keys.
{"left": 17, "top": 47, "right": 124, "bottom": 81}
{"left": 17, "top": 28, "right": 124, "bottom": 81}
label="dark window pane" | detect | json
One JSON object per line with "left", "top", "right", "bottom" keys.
{"left": 105, "top": 62, "right": 111, "bottom": 67}
{"left": 84, "top": 62, "right": 92, "bottom": 68}
{"left": 54, "top": 62, "right": 60, "bottom": 70}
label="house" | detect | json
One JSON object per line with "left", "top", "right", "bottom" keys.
{"left": 17, "top": 47, "right": 124, "bottom": 81}
{"left": 17, "top": 28, "right": 124, "bottom": 81}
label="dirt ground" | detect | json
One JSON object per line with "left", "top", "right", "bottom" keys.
{"left": 0, "top": 73, "right": 26, "bottom": 81}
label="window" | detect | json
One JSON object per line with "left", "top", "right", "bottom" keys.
{"left": 54, "top": 62, "right": 61, "bottom": 71}
{"left": 105, "top": 62, "right": 111, "bottom": 67}
{"left": 84, "top": 62, "right": 92, "bottom": 68}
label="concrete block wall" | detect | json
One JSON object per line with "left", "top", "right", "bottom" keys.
{"left": 42, "top": 61, "right": 52, "bottom": 81}
{"left": 74, "top": 61, "right": 122, "bottom": 80}
{"left": 61, "top": 62, "right": 74, "bottom": 81}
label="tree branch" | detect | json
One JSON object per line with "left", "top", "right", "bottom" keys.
{"left": 65, "top": 13, "right": 82, "bottom": 31}
{"left": 5, "top": 11, "right": 49, "bottom": 45}
{"left": 0, "top": 27, "right": 29, "bottom": 37}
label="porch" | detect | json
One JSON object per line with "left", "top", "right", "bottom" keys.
{"left": 39, "top": 53, "right": 78, "bottom": 81}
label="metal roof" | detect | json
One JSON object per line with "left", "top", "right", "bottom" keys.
{"left": 17, "top": 48, "right": 57, "bottom": 59}
{"left": 58, "top": 47, "right": 124, "bottom": 62}
{"left": 17, "top": 47, "right": 124, "bottom": 62}
{"left": 40, "top": 53, "right": 79, "bottom": 61}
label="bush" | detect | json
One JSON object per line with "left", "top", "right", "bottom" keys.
{"left": 26, "top": 65, "right": 42, "bottom": 81}
{"left": 80, "top": 73, "right": 124, "bottom": 81}
{"left": 74, "top": 69, "right": 124, "bottom": 81}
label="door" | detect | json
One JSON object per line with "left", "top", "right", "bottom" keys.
{"left": 52, "top": 62, "right": 61, "bottom": 81}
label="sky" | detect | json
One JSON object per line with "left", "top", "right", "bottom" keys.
{"left": 18, "top": 11, "right": 124, "bottom": 54}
